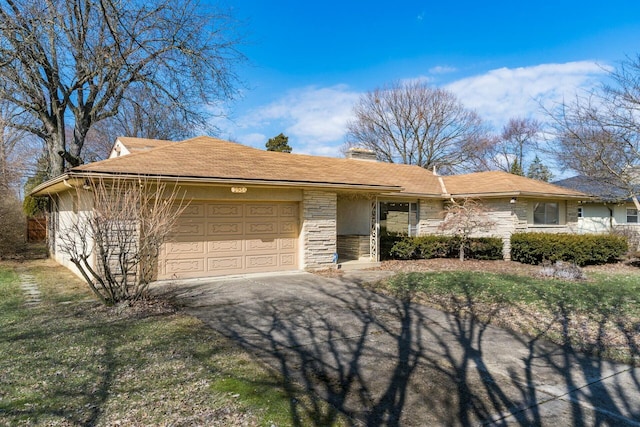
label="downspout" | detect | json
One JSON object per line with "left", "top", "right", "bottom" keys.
{"left": 604, "top": 203, "right": 614, "bottom": 230}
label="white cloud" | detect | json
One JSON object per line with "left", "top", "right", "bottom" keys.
{"left": 231, "top": 85, "right": 361, "bottom": 156}
{"left": 211, "top": 61, "right": 611, "bottom": 158}
{"left": 239, "top": 132, "right": 267, "bottom": 146}
{"left": 445, "top": 61, "right": 610, "bottom": 130}
{"left": 429, "top": 65, "right": 457, "bottom": 75}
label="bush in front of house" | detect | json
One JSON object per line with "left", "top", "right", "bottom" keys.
{"left": 467, "top": 237, "right": 504, "bottom": 260}
{"left": 510, "top": 232, "right": 628, "bottom": 266}
{"left": 380, "top": 233, "right": 405, "bottom": 260}
{"left": 385, "top": 234, "right": 503, "bottom": 261}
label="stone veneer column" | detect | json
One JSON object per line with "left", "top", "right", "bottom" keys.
{"left": 302, "top": 190, "right": 337, "bottom": 270}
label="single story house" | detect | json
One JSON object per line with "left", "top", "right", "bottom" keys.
{"left": 32, "top": 136, "right": 587, "bottom": 280}
{"left": 553, "top": 175, "right": 640, "bottom": 247}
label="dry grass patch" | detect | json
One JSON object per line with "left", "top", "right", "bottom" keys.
{"left": 366, "top": 263, "right": 640, "bottom": 366}
{"left": 0, "top": 260, "right": 347, "bottom": 426}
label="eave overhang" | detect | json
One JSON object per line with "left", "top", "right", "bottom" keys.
{"left": 29, "top": 171, "right": 404, "bottom": 197}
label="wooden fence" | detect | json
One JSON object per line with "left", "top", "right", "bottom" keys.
{"left": 27, "top": 217, "right": 47, "bottom": 243}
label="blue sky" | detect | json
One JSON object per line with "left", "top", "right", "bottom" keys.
{"left": 211, "top": 1, "right": 640, "bottom": 160}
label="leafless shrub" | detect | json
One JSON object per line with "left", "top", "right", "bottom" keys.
{"left": 611, "top": 226, "right": 640, "bottom": 255}
{"left": 439, "top": 198, "right": 496, "bottom": 261}
{"left": 57, "top": 177, "right": 189, "bottom": 305}
{"left": 539, "top": 261, "right": 585, "bottom": 280}
{"left": 0, "top": 190, "right": 26, "bottom": 257}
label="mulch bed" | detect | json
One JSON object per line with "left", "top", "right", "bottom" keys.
{"left": 375, "top": 258, "right": 640, "bottom": 278}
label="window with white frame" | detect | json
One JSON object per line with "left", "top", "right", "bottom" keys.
{"left": 577, "top": 207, "right": 583, "bottom": 218}
{"left": 533, "top": 202, "right": 559, "bottom": 225}
{"left": 627, "top": 208, "right": 638, "bottom": 223}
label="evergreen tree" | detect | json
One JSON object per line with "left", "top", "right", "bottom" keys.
{"left": 509, "top": 161, "right": 524, "bottom": 176}
{"left": 23, "top": 155, "right": 50, "bottom": 217}
{"left": 526, "top": 155, "right": 553, "bottom": 182}
{"left": 265, "top": 133, "right": 292, "bottom": 152}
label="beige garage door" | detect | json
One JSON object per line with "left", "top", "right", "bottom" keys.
{"left": 158, "top": 202, "right": 299, "bottom": 279}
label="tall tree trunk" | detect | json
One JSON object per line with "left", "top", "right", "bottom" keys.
{"left": 47, "top": 127, "right": 66, "bottom": 178}
{"left": 40, "top": 105, "right": 67, "bottom": 178}
{"left": 70, "top": 119, "right": 89, "bottom": 160}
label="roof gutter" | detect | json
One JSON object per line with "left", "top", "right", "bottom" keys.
{"left": 448, "top": 191, "right": 589, "bottom": 200}
{"left": 29, "top": 173, "right": 71, "bottom": 197}
{"left": 30, "top": 171, "right": 403, "bottom": 196}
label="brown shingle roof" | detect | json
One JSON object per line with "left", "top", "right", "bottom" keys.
{"left": 76, "top": 136, "right": 444, "bottom": 195}
{"left": 116, "top": 136, "right": 174, "bottom": 153}
{"left": 443, "top": 171, "right": 586, "bottom": 198}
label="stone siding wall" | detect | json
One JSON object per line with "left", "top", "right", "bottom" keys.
{"left": 482, "top": 198, "right": 524, "bottom": 260}
{"left": 337, "top": 235, "right": 370, "bottom": 260}
{"left": 302, "top": 190, "right": 337, "bottom": 270}
{"left": 417, "top": 199, "right": 444, "bottom": 235}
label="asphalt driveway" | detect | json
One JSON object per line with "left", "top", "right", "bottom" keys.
{"left": 154, "top": 271, "right": 640, "bottom": 426}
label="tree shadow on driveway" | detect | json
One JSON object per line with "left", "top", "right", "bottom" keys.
{"left": 158, "top": 273, "right": 640, "bottom": 426}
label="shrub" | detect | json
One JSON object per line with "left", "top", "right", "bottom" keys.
{"left": 511, "top": 233, "right": 628, "bottom": 266}
{"left": 380, "top": 233, "right": 406, "bottom": 260}
{"left": 387, "top": 235, "right": 418, "bottom": 260}
{"left": 386, "top": 235, "right": 503, "bottom": 261}
{"left": 415, "top": 235, "right": 452, "bottom": 259}
{"left": 467, "top": 237, "right": 504, "bottom": 260}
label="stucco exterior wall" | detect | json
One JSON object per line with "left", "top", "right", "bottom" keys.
{"left": 612, "top": 203, "right": 639, "bottom": 225}
{"left": 576, "top": 204, "right": 613, "bottom": 233}
{"left": 51, "top": 190, "right": 95, "bottom": 279}
{"left": 301, "top": 190, "right": 337, "bottom": 270}
{"left": 337, "top": 197, "right": 371, "bottom": 235}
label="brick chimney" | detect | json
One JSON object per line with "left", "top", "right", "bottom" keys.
{"left": 346, "top": 147, "right": 377, "bottom": 161}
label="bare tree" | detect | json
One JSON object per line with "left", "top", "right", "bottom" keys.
{"left": 0, "top": 0, "right": 242, "bottom": 177}
{"left": 84, "top": 86, "right": 202, "bottom": 161}
{"left": 490, "top": 117, "right": 541, "bottom": 175}
{"left": 0, "top": 188, "right": 26, "bottom": 257}
{"left": 439, "top": 199, "right": 495, "bottom": 261}
{"left": 57, "top": 178, "right": 188, "bottom": 305}
{"left": 345, "top": 81, "right": 488, "bottom": 173}
{"left": 0, "top": 100, "right": 37, "bottom": 191}
{"left": 549, "top": 56, "right": 640, "bottom": 210}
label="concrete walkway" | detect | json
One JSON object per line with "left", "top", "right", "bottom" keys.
{"left": 155, "top": 271, "right": 640, "bottom": 426}
{"left": 18, "top": 272, "right": 42, "bottom": 308}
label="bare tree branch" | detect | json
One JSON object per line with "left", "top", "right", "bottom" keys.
{"left": 439, "top": 199, "right": 496, "bottom": 261}
{"left": 486, "top": 117, "right": 542, "bottom": 175}
{"left": 0, "top": 0, "right": 244, "bottom": 177}
{"left": 547, "top": 57, "right": 640, "bottom": 209}
{"left": 345, "top": 81, "right": 489, "bottom": 174}
{"left": 56, "top": 177, "right": 189, "bottom": 305}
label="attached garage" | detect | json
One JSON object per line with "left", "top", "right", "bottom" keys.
{"left": 159, "top": 201, "right": 299, "bottom": 279}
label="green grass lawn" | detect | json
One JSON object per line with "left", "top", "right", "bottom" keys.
{"left": 374, "top": 270, "right": 640, "bottom": 365}
{"left": 0, "top": 260, "right": 347, "bottom": 426}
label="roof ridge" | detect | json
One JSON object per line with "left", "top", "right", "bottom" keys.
{"left": 75, "top": 136, "right": 211, "bottom": 171}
